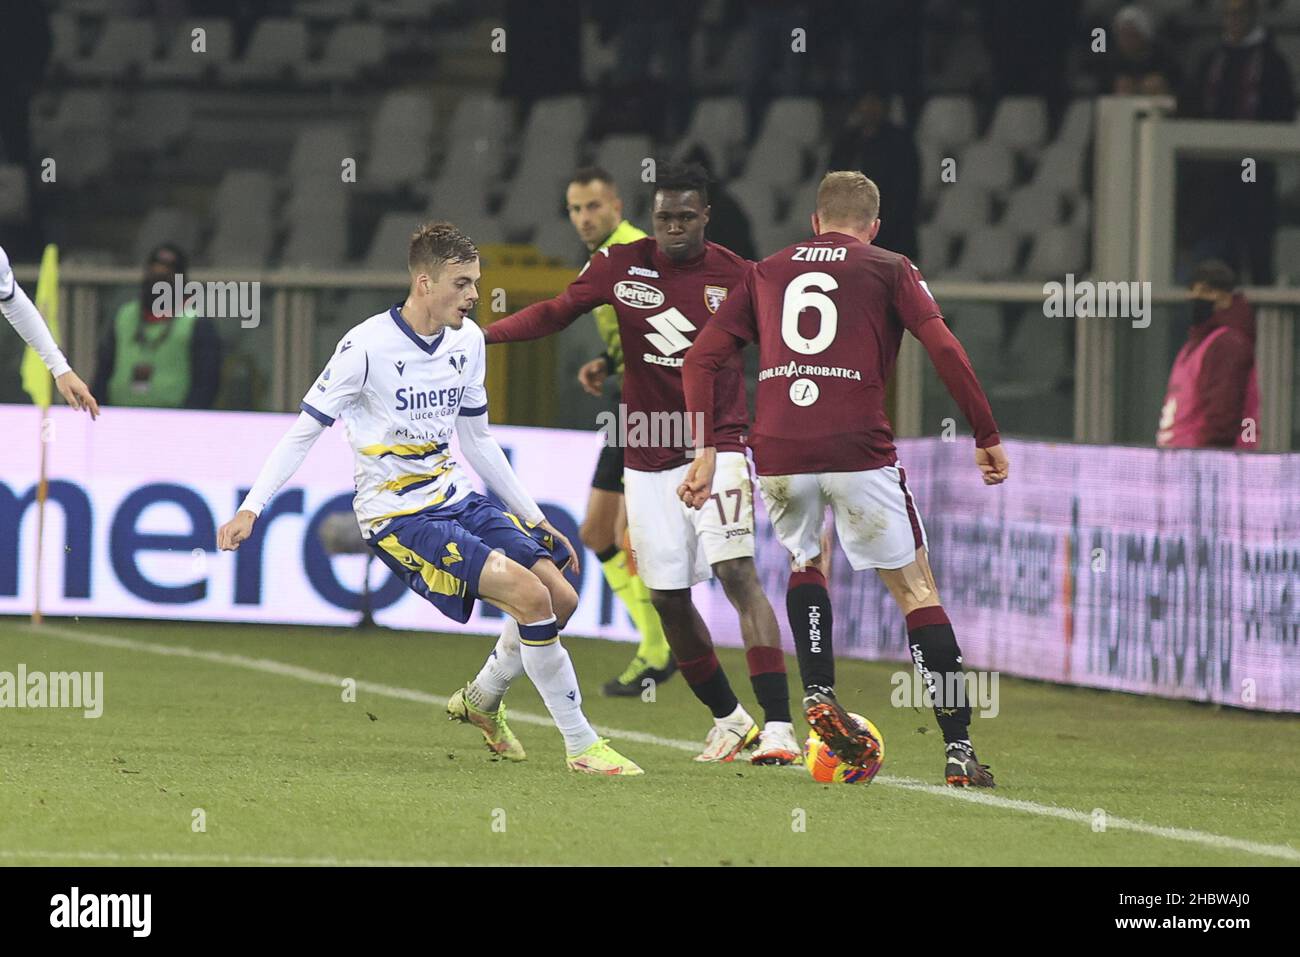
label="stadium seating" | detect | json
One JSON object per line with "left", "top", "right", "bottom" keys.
{"left": 218, "top": 19, "right": 309, "bottom": 85}
{"left": 206, "top": 171, "right": 277, "bottom": 267}
{"left": 288, "top": 125, "right": 357, "bottom": 190}
{"left": 594, "top": 135, "right": 655, "bottom": 219}
{"left": 916, "top": 96, "right": 979, "bottom": 157}
{"left": 1002, "top": 184, "right": 1064, "bottom": 236}
{"left": 38, "top": 90, "right": 114, "bottom": 187}
{"left": 298, "top": 22, "right": 386, "bottom": 85}
{"left": 132, "top": 207, "right": 201, "bottom": 265}
{"left": 361, "top": 91, "right": 436, "bottom": 195}
{"left": 949, "top": 226, "right": 1021, "bottom": 280}
{"left": 533, "top": 215, "right": 586, "bottom": 267}
{"left": 677, "top": 96, "right": 747, "bottom": 176}
{"left": 986, "top": 97, "right": 1049, "bottom": 155}
{"left": 142, "top": 19, "right": 235, "bottom": 83}
{"left": 1023, "top": 226, "right": 1089, "bottom": 279}
{"left": 960, "top": 140, "right": 1017, "bottom": 194}
{"left": 66, "top": 18, "right": 154, "bottom": 81}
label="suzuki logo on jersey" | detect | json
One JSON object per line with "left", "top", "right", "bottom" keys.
{"left": 448, "top": 352, "right": 467, "bottom": 374}
{"left": 704, "top": 285, "right": 728, "bottom": 314}
{"left": 791, "top": 246, "right": 847, "bottom": 262}
{"left": 642, "top": 307, "right": 696, "bottom": 367}
{"left": 614, "top": 280, "right": 665, "bottom": 310}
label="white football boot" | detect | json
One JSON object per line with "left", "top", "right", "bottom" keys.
{"left": 750, "top": 721, "right": 801, "bottom": 765}
{"left": 693, "top": 706, "right": 759, "bottom": 762}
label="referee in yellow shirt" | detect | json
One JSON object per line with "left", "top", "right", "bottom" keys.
{"left": 563, "top": 167, "right": 674, "bottom": 695}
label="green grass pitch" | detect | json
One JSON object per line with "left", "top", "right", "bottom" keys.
{"left": 1, "top": 615, "right": 1297, "bottom": 866}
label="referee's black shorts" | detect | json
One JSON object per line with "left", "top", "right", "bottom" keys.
{"left": 591, "top": 393, "right": 625, "bottom": 493}
{"left": 591, "top": 443, "right": 624, "bottom": 493}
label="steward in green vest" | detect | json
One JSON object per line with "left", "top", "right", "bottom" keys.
{"left": 93, "top": 244, "right": 223, "bottom": 409}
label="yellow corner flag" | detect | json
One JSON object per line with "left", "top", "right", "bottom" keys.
{"left": 21, "top": 244, "right": 60, "bottom": 408}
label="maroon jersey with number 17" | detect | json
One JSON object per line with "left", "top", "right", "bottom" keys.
{"left": 687, "top": 231, "right": 999, "bottom": 475}
{"left": 484, "top": 237, "right": 750, "bottom": 471}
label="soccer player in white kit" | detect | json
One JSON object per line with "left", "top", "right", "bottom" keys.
{"left": 0, "top": 245, "right": 99, "bottom": 417}
{"left": 217, "top": 222, "right": 643, "bottom": 775}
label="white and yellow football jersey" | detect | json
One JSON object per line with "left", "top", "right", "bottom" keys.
{"left": 302, "top": 305, "right": 487, "bottom": 536}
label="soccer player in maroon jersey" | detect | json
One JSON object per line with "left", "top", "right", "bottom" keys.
{"left": 483, "top": 162, "right": 800, "bottom": 765}
{"left": 680, "top": 171, "right": 1010, "bottom": 787}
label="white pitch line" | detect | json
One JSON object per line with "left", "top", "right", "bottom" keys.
{"left": 0, "top": 849, "right": 461, "bottom": 867}
{"left": 17, "top": 623, "right": 1300, "bottom": 864}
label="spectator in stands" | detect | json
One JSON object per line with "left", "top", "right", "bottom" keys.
{"left": 826, "top": 91, "right": 919, "bottom": 260}
{"left": 1182, "top": 0, "right": 1295, "bottom": 283}
{"left": 500, "top": 0, "right": 583, "bottom": 107}
{"left": 0, "top": 0, "right": 51, "bottom": 257}
{"left": 92, "top": 244, "right": 223, "bottom": 410}
{"left": 737, "top": 0, "right": 812, "bottom": 137}
{"left": 1156, "top": 259, "right": 1259, "bottom": 450}
{"left": 596, "top": 0, "right": 696, "bottom": 140}
{"left": 981, "top": 0, "right": 1078, "bottom": 118}
{"left": 1096, "top": 5, "right": 1181, "bottom": 96}
{"left": 679, "top": 146, "right": 756, "bottom": 261}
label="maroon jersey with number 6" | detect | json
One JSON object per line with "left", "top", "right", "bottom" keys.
{"left": 484, "top": 238, "right": 750, "bottom": 471}
{"left": 688, "top": 231, "right": 999, "bottom": 475}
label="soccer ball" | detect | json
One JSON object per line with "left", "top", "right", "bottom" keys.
{"left": 804, "top": 713, "right": 885, "bottom": 785}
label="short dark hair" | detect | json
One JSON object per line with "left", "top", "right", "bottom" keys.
{"left": 570, "top": 166, "right": 617, "bottom": 190}
{"left": 147, "top": 242, "right": 187, "bottom": 274}
{"left": 654, "top": 160, "right": 709, "bottom": 205}
{"left": 1191, "top": 258, "right": 1237, "bottom": 292}
{"left": 408, "top": 221, "right": 478, "bottom": 275}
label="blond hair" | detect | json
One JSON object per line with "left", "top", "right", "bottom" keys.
{"left": 816, "top": 171, "right": 881, "bottom": 229}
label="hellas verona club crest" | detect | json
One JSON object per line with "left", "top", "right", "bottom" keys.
{"left": 704, "top": 285, "right": 728, "bottom": 314}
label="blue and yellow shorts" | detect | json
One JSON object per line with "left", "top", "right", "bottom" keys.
{"left": 368, "top": 491, "right": 565, "bottom": 623}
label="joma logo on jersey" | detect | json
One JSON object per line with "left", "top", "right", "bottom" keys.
{"left": 614, "top": 280, "right": 665, "bottom": 309}
{"left": 791, "top": 246, "right": 847, "bottom": 262}
{"left": 627, "top": 265, "right": 660, "bottom": 278}
{"left": 395, "top": 385, "right": 465, "bottom": 411}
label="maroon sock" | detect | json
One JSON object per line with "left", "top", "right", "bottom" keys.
{"left": 676, "top": 650, "right": 739, "bottom": 719}
{"left": 745, "top": 645, "right": 791, "bottom": 724}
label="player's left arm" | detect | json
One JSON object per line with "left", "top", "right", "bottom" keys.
{"left": 679, "top": 269, "right": 755, "bottom": 507}
{"left": 898, "top": 260, "right": 1008, "bottom": 484}
{"left": 456, "top": 330, "right": 579, "bottom": 572}
{"left": 483, "top": 251, "right": 612, "bottom": 346}
{"left": 0, "top": 245, "right": 99, "bottom": 417}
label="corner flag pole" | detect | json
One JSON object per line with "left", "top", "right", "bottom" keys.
{"left": 23, "top": 245, "right": 61, "bottom": 626}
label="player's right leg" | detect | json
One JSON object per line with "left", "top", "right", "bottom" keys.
{"left": 474, "top": 546, "right": 642, "bottom": 776}
{"left": 626, "top": 464, "right": 757, "bottom": 761}
{"left": 583, "top": 446, "right": 673, "bottom": 696}
{"left": 757, "top": 472, "right": 880, "bottom": 766}
{"left": 876, "top": 547, "right": 994, "bottom": 789}
{"left": 372, "top": 503, "right": 640, "bottom": 774}
{"left": 822, "top": 465, "right": 993, "bottom": 786}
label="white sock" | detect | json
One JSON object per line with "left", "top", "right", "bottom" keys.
{"left": 467, "top": 618, "right": 525, "bottom": 712}
{"left": 517, "top": 616, "right": 599, "bottom": 756}
{"left": 718, "top": 703, "right": 750, "bottom": 727}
